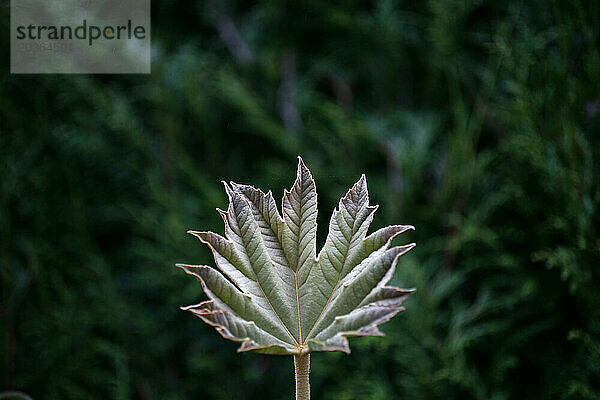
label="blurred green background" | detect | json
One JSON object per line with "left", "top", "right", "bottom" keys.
{"left": 1, "top": 0, "right": 599, "bottom": 399}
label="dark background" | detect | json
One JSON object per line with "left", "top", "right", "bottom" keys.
{"left": 1, "top": 0, "right": 599, "bottom": 399}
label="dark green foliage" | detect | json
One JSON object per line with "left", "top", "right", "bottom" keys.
{"left": 1, "top": 0, "right": 599, "bottom": 399}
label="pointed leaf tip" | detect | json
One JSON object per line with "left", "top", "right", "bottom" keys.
{"left": 187, "top": 230, "right": 211, "bottom": 242}
{"left": 296, "top": 156, "right": 313, "bottom": 179}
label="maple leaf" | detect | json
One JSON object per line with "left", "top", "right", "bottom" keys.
{"left": 178, "top": 156, "right": 415, "bottom": 356}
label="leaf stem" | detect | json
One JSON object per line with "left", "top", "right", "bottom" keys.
{"left": 294, "top": 353, "right": 310, "bottom": 400}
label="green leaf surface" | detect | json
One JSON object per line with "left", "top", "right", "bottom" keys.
{"left": 179, "top": 157, "right": 415, "bottom": 354}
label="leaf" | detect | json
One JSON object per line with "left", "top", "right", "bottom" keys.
{"left": 178, "top": 157, "right": 415, "bottom": 354}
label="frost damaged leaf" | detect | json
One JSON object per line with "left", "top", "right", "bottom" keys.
{"left": 178, "top": 157, "right": 415, "bottom": 354}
